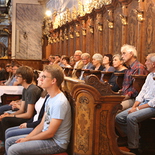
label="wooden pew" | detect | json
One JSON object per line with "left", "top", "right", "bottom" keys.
{"left": 132, "top": 75, "right": 147, "bottom": 92}
{"left": 101, "top": 71, "right": 113, "bottom": 82}
{"left": 1, "top": 94, "right": 22, "bottom": 105}
{"left": 63, "top": 75, "right": 131, "bottom": 155}
{"left": 114, "top": 72, "right": 125, "bottom": 89}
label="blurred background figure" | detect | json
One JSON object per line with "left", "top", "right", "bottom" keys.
{"left": 62, "top": 56, "right": 71, "bottom": 67}
{"left": 102, "top": 54, "right": 115, "bottom": 72}
{"left": 69, "top": 56, "right": 75, "bottom": 67}
{"left": 92, "top": 53, "right": 104, "bottom": 71}
{"left": 48, "top": 55, "right": 55, "bottom": 65}
{"left": 109, "top": 54, "right": 127, "bottom": 92}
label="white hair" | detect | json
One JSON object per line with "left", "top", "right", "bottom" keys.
{"left": 148, "top": 53, "right": 155, "bottom": 62}
{"left": 74, "top": 50, "right": 82, "bottom": 56}
{"left": 81, "top": 53, "right": 90, "bottom": 59}
{"left": 121, "top": 44, "right": 137, "bottom": 58}
{"left": 92, "top": 53, "right": 103, "bottom": 64}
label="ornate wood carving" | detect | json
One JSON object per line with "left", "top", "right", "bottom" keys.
{"left": 128, "top": 8, "right": 138, "bottom": 46}
{"left": 85, "top": 75, "right": 118, "bottom": 96}
{"left": 145, "top": 1, "right": 155, "bottom": 55}
{"left": 70, "top": 75, "right": 128, "bottom": 155}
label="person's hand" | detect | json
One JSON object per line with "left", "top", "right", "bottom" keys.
{"left": 12, "top": 103, "right": 20, "bottom": 110}
{"left": 20, "top": 123, "right": 27, "bottom": 129}
{"left": 9, "top": 101, "right": 16, "bottom": 106}
{"left": 128, "top": 107, "right": 137, "bottom": 114}
{"left": 16, "top": 138, "right": 28, "bottom": 143}
{"left": 0, "top": 113, "right": 10, "bottom": 121}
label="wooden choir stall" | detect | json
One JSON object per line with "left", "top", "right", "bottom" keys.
{"left": 63, "top": 74, "right": 133, "bottom": 155}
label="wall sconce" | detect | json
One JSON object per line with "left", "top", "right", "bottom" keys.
{"left": 48, "top": 36, "right": 53, "bottom": 44}
{"left": 133, "top": 9, "right": 145, "bottom": 22}
{"left": 69, "top": 31, "right": 74, "bottom": 39}
{"left": 98, "top": 23, "right": 103, "bottom": 32}
{"left": 107, "top": 20, "right": 114, "bottom": 29}
{"left": 119, "top": 14, "right": 128, "bottom": 25}
{"left": 60, "top": 35, "right": 64, "bottom": 41}
{"left": 57, "top": 37, "right": 60, "bottom": 42}
{"left": 75, "top": 31, "right": 80, "bottom": 37}
{"left": 82, "top": 28, "right": 86, "bottom": 36}
{"left": 65, "top": 34, "right": 69, "bottom": 40}
{"left": 53, "top": 37, "right": 57, "bottom": 43}
{"left": 89, "top": 25, "right": 94, "bottom": 34}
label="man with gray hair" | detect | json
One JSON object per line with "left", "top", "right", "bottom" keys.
{"left": 116, "top": 53, "right": 155, "bottom": 154}
{"left": 79, "top": 53, "right": 94, "bottom": 80}
{"left": 120, "top": 44, "right": 148, "bottom": 110}
{"left": 72, "top": 50, "right": 84, "bottom": 78}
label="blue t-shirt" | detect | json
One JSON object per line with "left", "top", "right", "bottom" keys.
{"left": 43, "top": 92, "right": 71, "bottom": 149}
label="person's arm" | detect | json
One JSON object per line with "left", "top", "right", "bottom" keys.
{"left": 10, "top": 101, "right": 25, "bottom": 115}
{"left": 16, "top": 115, "right": 62, "bottom": 143}
{"left": 13, "top": 104, "right": 35, "bottom": 119}
{"left": 128, "top": 101, "right": 141, "bottom": 113}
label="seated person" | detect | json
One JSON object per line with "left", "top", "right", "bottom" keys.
{"left": 5, "top": 64, "right": 19, "bottom": 86}
{"left": 79, "top": 53, "right": 94, "bottom": 80}
{"left": 62, "top": 56, "right": 71, "bottom": 68}
{"left": 102, "top": 54, "right": 115, "bottom": 72}
{"left": 109, "top": 54, "right": 127, "bottom": 92}
{"left": 48, "top": 55, "right": 55, "bottom": 65}
{"left": 5, "top": 71, "right": 48, "bottom": 140}
{"left": 5, "top": 64, "right": 71, "bottom": 155}
{"left": 92, "top": 53, "right": 104, "bottom": 71}
{"left": 72, "top": 50, "right": 84, "bottom": 78}
{"left": 69, "top": 56, "right": 75, "bottom": 68}
{"left": 0, "top": 64, "right": 12, "bottom": 85}
{"left": 119, "top": 44, "right": 148, "bottom": 110}
{"left": 0, "top": 66, "right": 42, "bottom": 146}
{"left": 115, "top": 53, "right": 155, "bottom": 155}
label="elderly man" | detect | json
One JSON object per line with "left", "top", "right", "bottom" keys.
{"left": 79, "top": 53, "right": 94, "bottom": 80}
{"left": 116, "top": 53, "right": 155, "bottom": 155}
{"left": 72, "top": 50, "right": 84, "bottom": 78}
{"left": 120, "top": 44, "right": 148, "bottom": 110}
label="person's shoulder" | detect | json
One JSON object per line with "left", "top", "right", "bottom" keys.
{"left": 29, "top": 84, "right": 41, "bottom": 91}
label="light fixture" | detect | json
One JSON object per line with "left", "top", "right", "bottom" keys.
{"left": 45, "top": 10, "right": 52, "bottom": 17}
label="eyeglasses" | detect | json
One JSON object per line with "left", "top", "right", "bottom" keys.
{"left": 41, "top": 75, "right": 51, "bottom": 79}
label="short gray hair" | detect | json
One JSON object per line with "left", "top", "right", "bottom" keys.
{"left": 148, "top": 53, "right": 155, "bottom": 62}
{"left": 113, "top": 54, "right": 123, "bottom": 61}
{"left": 121, "top": 44, "right": 137, "bottom": 58}
{"left": 74, "top": 50, "right": 82, "bottom": 56}
{"left": 81, "top": 53, "right": 90, "bottom": 59}
{"left": 92, "top": 53, "right": 103, "bottom": 64}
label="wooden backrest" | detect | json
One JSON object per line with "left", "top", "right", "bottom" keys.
{"left": 132, "top": 75, "right": 147, "bottom": 92}
{"left": 1, "top": 94, "right": 22, "bottom": 105}
{"left": 63, "top": 75, "right": 130, "bottom": 155}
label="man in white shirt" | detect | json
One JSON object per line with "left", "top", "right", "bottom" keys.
{"left": 115, "top": 53, "right": 155, "bottom": 155}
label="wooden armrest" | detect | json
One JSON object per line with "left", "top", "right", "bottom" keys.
{"left": 101, "top": 71, "right": 113, "bottom": 82}
{"left": 114, "top": 72, "right": 125, "bottom": 89}
{"left": 90, "top": 70, "right": 101, "bottom": 79}
{"left": 132, "top": 75, "right": 147, "bottom": 92}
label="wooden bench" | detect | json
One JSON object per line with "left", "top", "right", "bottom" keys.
{"left": 132, "top": 74, "right": 147, "bottom": 92}
{"left": 63, "top": 74, "right": 131, "bottom": 155}
{"left": 1, "top": 94, "right": 22, "bottom": 105}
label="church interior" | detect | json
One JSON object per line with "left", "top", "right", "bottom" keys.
{"left": 0, "top": 0, "right": 155, "bottom": 155}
